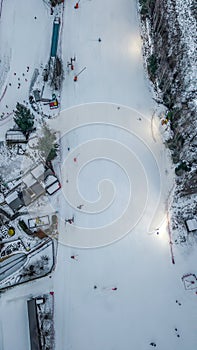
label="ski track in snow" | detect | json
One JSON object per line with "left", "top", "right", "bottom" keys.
{"left": 0, "top": 1, "right": 196, "bottom": 350}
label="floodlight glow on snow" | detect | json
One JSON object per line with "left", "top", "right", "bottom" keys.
{"left": 128, "top": 34, "right": 142, "bottom": 58}
{"left": 155, "top": 220, "right": 169, "bottom": 246}
{"left": 47, "top": 103, "right": 173, "bottom": 248}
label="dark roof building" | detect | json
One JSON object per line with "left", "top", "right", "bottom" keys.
{"left": 27, "top": 299, "right": 42, "bottom": 350}
{"left": 33, "top": 89, "right": 41, "bottom": 102}
{"left": 22, "top": 183, "right": 45, "bottom": 206}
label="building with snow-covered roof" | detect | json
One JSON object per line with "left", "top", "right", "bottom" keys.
{"left": 4, "top": 164, "right": 59, "bottom": 210}
{"left": 44, "top": 169, "right": 61, "bottom": 195}
{"left": 22, "top": 173, "right": 37, "bottom": 188}
{"left": 185, "top": 218, "right": 197, "bottom": 232}
{"left": 5, "top": 130, "right": 27, "bottom": 144}
{"left": 31, "top": 163, "right": 45, "bottom": 180}
{"left": 5, "top": 190, "right": 24, "bottom": 212}
{"left": 46, "top": 180, "right": 60, "bottom": 195}
{"left": 21, "top": 164, "right": 46, "bottom": 205}
{"left": 28, "top": 215, "right": 50, "bottom": 229}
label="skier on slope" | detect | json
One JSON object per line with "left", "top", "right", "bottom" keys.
{"left": 70, "top": 255, "right": 78, "bottom": 260}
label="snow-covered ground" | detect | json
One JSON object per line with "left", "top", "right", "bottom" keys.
{"left": 50, "top": 103, "right": 172, "bottom": 248}
{"left": 61, "top": 0, "right": 155, "bottom": 116}
{"left": 0, "top": 1, "right": 196, "bottom": 350}
{"left": 0, "top": 0, "right": 53, "bottom": 139}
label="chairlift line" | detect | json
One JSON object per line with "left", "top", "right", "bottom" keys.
{"left": 76, "top": 66, "right": 87, "bottom": 77}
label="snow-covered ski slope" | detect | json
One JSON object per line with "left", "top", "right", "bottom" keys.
{"left": 61, "top": 0, "right": 155, "bottom": 114}
{"left": 0, "top": 1, "right": 196, "bottom": 350}
{"left": 50, "top": 103, "right": 172, "bottom": 248}
{"left": 52, "top": 1, "right": 197, "bottom": 350}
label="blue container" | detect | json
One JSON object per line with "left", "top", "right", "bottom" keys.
{"left": 50, "top": 17, "right": 60, "bottom": 57}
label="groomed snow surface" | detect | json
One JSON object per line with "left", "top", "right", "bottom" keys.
{"left": 0, "top": 1, "right": 197, "bottom": 350}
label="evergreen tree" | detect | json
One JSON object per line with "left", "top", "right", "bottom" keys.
{"left": 14, "top": 103, "right": 34, "bottom": 134}
{"left": 37, "top": 124, "right": 57, "bottom": 161}
{"left": 50, "top": 0, "right": 63, "bottom": 7}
